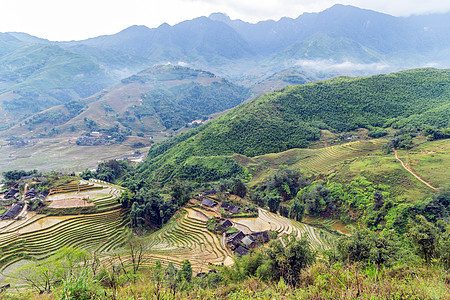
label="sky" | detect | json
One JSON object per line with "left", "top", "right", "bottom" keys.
{"left": 1, "top": 0, "right": 450, "bottom": 41}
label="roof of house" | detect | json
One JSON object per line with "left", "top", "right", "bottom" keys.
{"left": 227, "top": 231, "right": 245, "bottom": 245}
{"left": 1, "top": 203, "right": 24, "bottom": 220}
{"left": 221, "top": 202, "right": 240, "bottom": 213}
{"left": 249, "top": 231, "right": 270, "bottom": 243}
{"left": 220, "top": 219, "right": 232, "bottom": 229}
{"left": 25, "top": 188, "right": 36, "bottom": 196}
{"left": 201, "top": 198, "right": 217, "bottom": 207}
{"left": 235, "top": 245, "right": 249, "bottom": 256}
{"left": 38, "top": 192, "right": 48, "bottom": 200}
{"left": 241, "top": 236, "right": 255, "bottom": 247}
{"left": 230, "top": 206, "right": 240, "bottom": 213}
{"left": 4, "top": 189, "right": 18, "bottom": 199}
{"left": 20, "top": 175, "right": 38, "bottom": 180}
{"left": 199, "top": 190, "right": 217, "bottom": 197}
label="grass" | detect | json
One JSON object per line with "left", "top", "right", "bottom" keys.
{"left": 396, "top": 138, "right": 450, "bottom": 189}
{"left": 240, "top": 137, "right": 439, "bottom": 204}
{"left": 4, "top": 261, "right": 448, "bottom": 300}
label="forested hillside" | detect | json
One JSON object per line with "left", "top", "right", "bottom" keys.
{"left": 3, "top": 65, "right": 250, "bottom": 138}
{"left": 0, "top": 43, "right": 114, "bottom": 129}
{"left": 136, "top": 68, "right": 450, "bottom": 182}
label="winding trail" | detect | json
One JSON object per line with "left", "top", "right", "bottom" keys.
{"left": 393, "top": 148, "right": 438, "bottom": 190}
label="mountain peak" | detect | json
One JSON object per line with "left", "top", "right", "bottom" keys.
{"left": 208, "top": 12, "right": 231, "bottom": 23}
{"left": 119, "top": 25, "right": 151, "bottom": 35}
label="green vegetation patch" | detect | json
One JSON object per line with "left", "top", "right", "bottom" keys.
{"left": 176, "top": 156, "right": 248, "bottom": 182}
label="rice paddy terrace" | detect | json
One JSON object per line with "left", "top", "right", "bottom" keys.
{"left": 0, "top": 179, "right": 337, "bottom": 281}
{"left": 0, "top": 179, "right": 129, "bottom": 277}
{"left": 244, "top": 139, "right": 385, "bottom": 183}
{"left": 137, "top": 206, "right": 335, "bottom": 272}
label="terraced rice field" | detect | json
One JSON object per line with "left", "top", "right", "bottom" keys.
{"left": 0, "top": 179, "right": 129, "bottom": 275}
{"left": 249, "top": 140, "right": 385, "bottom": 182}
{"left": 293, "top": 140, "right": 385, "bottom": 174}
{"left": 234, "top": 209, "right": 334, "bottom": 251}
{"left": 138, "top": 207, "right": 232, "bottom": 272}
{"left": 136, "top": 207, "right": 334, "bottom": 272}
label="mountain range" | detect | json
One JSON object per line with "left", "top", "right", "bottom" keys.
{"left": 136, "top": 68, "right": 450, "bottom": 182}
{"left": 1, "top": 4, "right": 450, "bottom": 133}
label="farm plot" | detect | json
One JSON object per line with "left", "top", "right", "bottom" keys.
{"left": 233, "top": 208, "right": 334, "bottom": 251}
{"left": 138, "top": 208, "right": 232, "bottom": 272}
{"left": 0, "top": 180, "right": 129, "bottom": 273}
{"left": 249, "top": 140, "right": 385, "bottom": 182}
{"left": 137, "top": 207, "right": 335, "bottom": 272}
{"left": 292, "top": 140, "right": 385, "bottom": 175}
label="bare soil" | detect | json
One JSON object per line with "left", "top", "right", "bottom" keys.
{"left": 48, "top": 198, "right": 94, "bottom": 208}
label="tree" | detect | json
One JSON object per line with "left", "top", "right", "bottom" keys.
{"left": 265, "top": 194, "right": 282, "bottom": 213}
{"left": 127, "top": 235, "right": 147, "bottom": 275}
{"left": 265, "top": 233, "right": 315, "bottom": 286}
{"left": 438, "top": 225, "right": 450, "bottom": 270}
{"left": 178, "top": 260, "right": 192, "bottom": 283}
{"left": 12, "top": 247, "right": 88, "bottom": 294}
{"left": 408, "top": 215, "right": 439, "bottom": 265}
{"left": 337, "top": 227, "right": 400, "bottom": 267}
{"left": 231, "top": 177, "right": 247, "bottom": 198}
{"left": 170, "top": 181, "right": 193, "bottom": 207}
{"left": 165, "top": 262, "right": 178, "bottom": 296}
{"left": 96, "top": 160, "right": 130, "bottom": 183}
{"left": 290, "top": 199, "right": 305, "bottom": 221}
{"left": 264, "top": 168, "right": 307, "bottom": 201}
{"left": 117, "top": 190, "right": 134, "bottom": 208}
{"left": 153, "top": 261, "right": 164, "bottom": 300}
{"left": 130, "top": 188, "right": 177, "bottom": 228}
{"left": 301, "top": 181, "right": 334, "bottom": 215}
{"left": 80, "top": 168, "right": 95, "bottom": 180}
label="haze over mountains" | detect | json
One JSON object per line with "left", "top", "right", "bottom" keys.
{"left": 1, "top": 4, "right": 450, "bottom": 132}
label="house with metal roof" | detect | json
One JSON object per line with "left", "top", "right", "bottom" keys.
{"left": 249, "top": 231, "right": 270, "bottom": 244}
{"left": 220, "top": 219, "right": 232, "bottom": 230}
{"left": 1, "top": 203, "right": 24, "bottom": 220}
{"left": 234, "top": 245, "right": 249, "bottom": 256}
{"left": 226, "top": 231, "right": 245, "bottom": 250}
{"left": 201, "top": 198, "right": 218, "bottom": 207}
{"left": 241, "top": 236, "right": 255, "bottom": 248}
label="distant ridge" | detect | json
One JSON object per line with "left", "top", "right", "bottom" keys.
{"left": 1, "top": 4, "right": 450, "bottom": 131}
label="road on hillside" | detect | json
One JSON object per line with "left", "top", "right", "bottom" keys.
{"left": 393, "top": 148, "right": 438, "bottom": 190}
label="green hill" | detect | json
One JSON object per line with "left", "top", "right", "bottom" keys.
{"left": 0, "top": 44, "right": 114, "bottom": 129}
{"left": 137, "top": 68, "right": 450, "bottom": 182}
{"left": 4, "top": 65, "right": 251, "bottom": 137}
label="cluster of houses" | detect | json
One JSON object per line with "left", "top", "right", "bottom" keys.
{"left": 24, "top": 188, "right": 48, "bottom": 211}
{"left": 219, "top": 219, "right": 270, "bottom": 256}
{"left": 200, "top": 198, "right": 241, "bottom": 214}
{"left": 198, "top": 190, "right": 270, "bottom": 256}
{"left": 2, "top": 188, "right": 19, "bottom": 200}
{"left": 0, "top": 176, "right": 49, "bottom": 220}
{"left": 75, "top": 134, "right": 114, "bottom": 146}
{"left": 23, "top": 188, "right": 48, "bottom": 201}
{"left": 345, "top": 135, "right": 359, "bottom": 141}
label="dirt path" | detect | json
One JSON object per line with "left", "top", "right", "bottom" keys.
{"left": 393, "top": 148, "right": 438, "bottom": 190}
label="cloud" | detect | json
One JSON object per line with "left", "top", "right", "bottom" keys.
{"left": 295, "top": 59, "right": 392, "bottom": 73}
{"left": 177, "top": 61, "right": 190, "bottom": 67}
